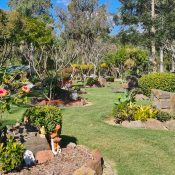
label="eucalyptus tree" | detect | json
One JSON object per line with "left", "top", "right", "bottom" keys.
{"left": 8, "top": 0, "right": 52, "bottom": 22}
{"left": 115, "top": 0, "right": 175, "bottom": 72}
{"left": 56, "top": 0, "right": 112, "bottom": 75}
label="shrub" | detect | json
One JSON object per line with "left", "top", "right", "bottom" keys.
{"left": 157, "top": 111, "right": 175, "bottom": 122}
{"left": 106, "top": 76, "right": 115, "bottom": 82}
{"left": 139, "top": 73, "right": 175, "bottom": 96}
{"left": 134, "top": 105, "right": 158, "bottom": 121}
{"left": 113, "top": 103, "right": 158, "bottom": 123}
{"left": 24, "top": 106, "right": 62, "bottom": 133}
{"left": 0, "top": 137, "right": 25, "bottom": 173}
{"left": 86, "top": 77, "right": 100, "bottom": 86}
{"left": 113, "top": 102, "right": 139, "bottom": 123}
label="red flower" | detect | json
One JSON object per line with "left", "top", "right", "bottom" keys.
{"left": 22, "top": 86, "right": 30, "bottom": 93}
{"left": 0, "top": 88, "right": 7, "bottom": 97}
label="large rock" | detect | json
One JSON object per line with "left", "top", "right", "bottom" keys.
{"left": 151, "top": 89, "right": 175, "bottom": 113}
{"left": 35, "top": 150, "right": 54, "bottom": 164}
{"left": 86, "top": 149, "right": 103, "bottom": 175}
{"left": 164, "top": 120, "right": 175, "bottom": 131}
{"left": 135, "top": 94, "right": 149, "bottom": 101}
{"left": 121, "top": 121, "right": 146, "bottom": 128}
{"left": 144, "top": 119, "right": 165, "bottom": 130}
{"left": 121, "top": 120, "right": 166, "bottom": 130}
{"left": 24, "top": 134, "right": 50, "bottom": 155}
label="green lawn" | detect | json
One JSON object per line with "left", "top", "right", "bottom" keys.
{"left": 1, "top": 84, "right": 175, "bottom": 175}
{"left": 62, "top": 86, "right": 175, "bottom": 175}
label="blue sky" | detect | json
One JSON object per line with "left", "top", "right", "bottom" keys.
{"left": 0, "top": 0, "right": 121, "bottom": 34}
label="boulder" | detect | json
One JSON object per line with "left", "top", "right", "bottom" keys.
{"left": 151, "top": 89, "right": 175, "bottom": 113}
{"left": 164, "top": 120, "right": 175, "bottom": 131}
{"left": 144, "top": 119, "right": 165, "bottom": 130}
{"left": 121, "top": 121, "right": 146, "bottom": 128}
{"left": 86, "top": 149, "right": 103, "bottom": 175}
{"left": 35, "top": 150, "right": 54, "bottom": 164}
{"left": 135, "top": 94, "right": 149, "bottom": 100}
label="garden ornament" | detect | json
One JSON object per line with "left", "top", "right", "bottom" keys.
{"left": 23, "top": 150, "right": 36, "bottom": 166}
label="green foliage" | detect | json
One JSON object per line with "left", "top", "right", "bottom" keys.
{"left": 134, "top": 105, "right": 158, "bottom": 121}
{"left": 0, "top": 70, "right": 29, "bottom": 117}
{"left": 24, "top": 106, "right": 62, "bottom": 133}
{"left": 22, "top": 17, "right": 53, "bottom": 45}
{"left": 139, "top": 73, "right": 175, "bottom": 96}
{"left": 114, "top": 91, "right": 135, "bottom": 106}
{"left": 157, "top": 111, "right": 175, "bottom": 122}
{"left": 106, "top": 45, "right": 148, "bottom": 77}
{"left": 113, "top": 103, "right": 158, "bottom": 123}
{"left": 0, "top": 136, "right": 25, "bottom": 173}
{"left": 105, "top": 76, "right": 114, "bottom": 82}
{"left": 113, "top": 91, "right": 136, "bottom": 123}
{"left": 86, "top": 77, "right": 100, "bottom": 86}
{"left": 113, "top": 101, "right": 131, "bottom": 122}
{"left": 8, "top": 0, "right": 52, "bottom": 21}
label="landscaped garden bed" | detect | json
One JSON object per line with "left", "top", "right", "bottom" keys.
{"left": 5, "top": 144, "right": 104, "bottom": 175}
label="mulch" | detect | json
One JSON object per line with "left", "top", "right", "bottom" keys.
{"left": 6, "top": 145, "right": 93, "bottom": 175}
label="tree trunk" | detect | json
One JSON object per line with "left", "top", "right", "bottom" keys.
{"left": 172, "top": 56, "right": 175, "bottom": 72}
{"left": 160, "top": 47, "right": 164, "bottom": 72}
{"left": 151, "top": 0, "right": 156, "bottom": 71}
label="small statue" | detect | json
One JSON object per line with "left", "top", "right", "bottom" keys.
{"left": 50, "top": 124, "right": 62, "bottom": 155}
{"left": 39, "top": 126, "right": 46, "bottom": 138}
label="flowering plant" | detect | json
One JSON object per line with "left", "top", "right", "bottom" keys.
{"left": 0, "top": 69, "right": 32, "bottom": 125}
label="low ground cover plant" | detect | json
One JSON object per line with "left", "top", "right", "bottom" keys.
{"left": 139, "top": 73, "right": 175, "bottom": 96}
{"left": 24, "top": 106, "right": 62, "bottom": 133}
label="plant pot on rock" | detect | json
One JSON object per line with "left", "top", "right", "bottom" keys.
{"left": 24, "top": 105, "right": 62, "bottom": 155}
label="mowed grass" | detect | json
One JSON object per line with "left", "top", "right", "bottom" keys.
{"left": 1, "top": 84, "right": 175, "bottom": 174}
{"left": 62, "top": 86, "right": 175, "bottom": 175}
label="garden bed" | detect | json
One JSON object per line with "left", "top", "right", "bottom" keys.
{"left": 5, "top": 144, "right": 106, "bottom": 175}
{"left": 36, "top": 98, "right": 89, "bottom": 107}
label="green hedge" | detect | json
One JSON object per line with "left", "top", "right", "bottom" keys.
{"left": 139, "top": 73, "right": 175, "bottom": 96}
{"left": 24, "top": 106, "right": 62, "bottom": 133}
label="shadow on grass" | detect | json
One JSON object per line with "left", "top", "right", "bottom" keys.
{"left": 60, "top": 135, "right": 78, "bottom": 148}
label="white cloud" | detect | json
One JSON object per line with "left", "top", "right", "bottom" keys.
{"left": 57, "top": 0, "right": 70, "bottom": 6}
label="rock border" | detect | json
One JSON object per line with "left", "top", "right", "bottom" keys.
{"left": 105, "top": 118, "right": 175, "bottom": 131}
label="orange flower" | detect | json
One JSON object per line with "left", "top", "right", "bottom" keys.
{"left": 0, "top": 88, "right": 7, "bottom": 97}
{"left": 22, "top": 85, "right": 30, "bottom": 93}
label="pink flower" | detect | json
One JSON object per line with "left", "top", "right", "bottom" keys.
{"left": 0, "top": 88, "right": 7, "bottom": 97}
{"left": 22, "top": 86, "right": 30, "bottom": 93}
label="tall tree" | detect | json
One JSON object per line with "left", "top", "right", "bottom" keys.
{"left": 115, "top": 0, "right": 158, "bottom": 70}
{"left": 56, "top": 0, "right": 111, "bottom": 74}
{"left": 115, "top": 0, "right": 175, "bottom": 72}
{"left": 8, "top": 0, "right": 52, "bottom": 22}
